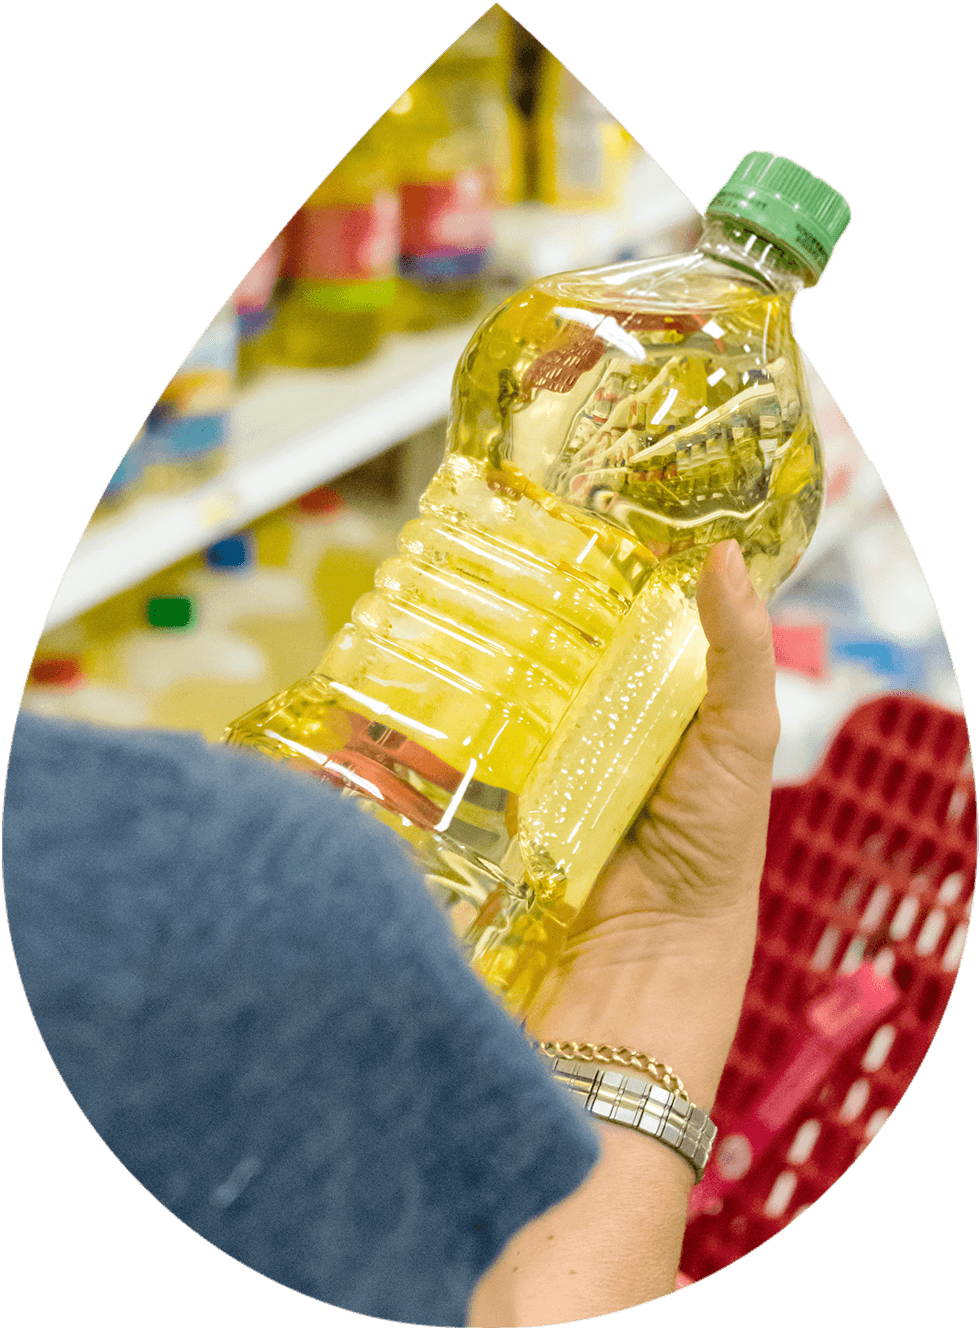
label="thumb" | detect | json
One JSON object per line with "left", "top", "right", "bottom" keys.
{"left": 695, "top": 541, "right": 780, "bottom": 769}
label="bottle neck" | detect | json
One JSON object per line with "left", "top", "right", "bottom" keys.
{"left": 697, "top": 216, "right": 810, "bottom": 296}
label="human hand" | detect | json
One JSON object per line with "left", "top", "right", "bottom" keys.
{"left": 523, "top": 539, "right": 780, "bottom": 1109}
{"left": 470, "top": 542, "right": 780, "bottom": 1325}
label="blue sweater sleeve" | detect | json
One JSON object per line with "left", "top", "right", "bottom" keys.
{"left": 3, "top": 713, "right": 599, "bottom": 1326}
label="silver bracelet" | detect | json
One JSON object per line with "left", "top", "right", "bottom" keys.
{"left": 543, "top": 1054, "right": 717, "bottom": 1183}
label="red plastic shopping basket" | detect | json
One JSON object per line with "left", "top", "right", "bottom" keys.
{"left": 679, "top": 693, "right": 975, "bottom": 1283}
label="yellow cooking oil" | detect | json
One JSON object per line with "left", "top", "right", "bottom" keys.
{"left": 225, "top": 153, "right": 850, "bottom": 1012}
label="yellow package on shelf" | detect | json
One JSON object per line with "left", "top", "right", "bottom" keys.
{"left": 533, "top": 52, "right": 637, "bottom": 210}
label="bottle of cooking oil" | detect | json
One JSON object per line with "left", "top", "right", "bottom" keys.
{"left": 224, "top": 153, "right": 850, "bottom": 1011}
{"left": 384, "top": 62, "right": 495, "bottom": 331}
{"left": 270, "top": 125, "right": 400, "bottom": 368}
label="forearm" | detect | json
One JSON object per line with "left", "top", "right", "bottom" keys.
{"left": 469, "top": 902, "right": 758, "bottom": 1325}
{"left": 468, "top": 1121, "right": 692, "bottom": 1326}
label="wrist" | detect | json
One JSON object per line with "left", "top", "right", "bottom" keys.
{"left": 525, "top": 902, "right": 758, "bottom": 1111}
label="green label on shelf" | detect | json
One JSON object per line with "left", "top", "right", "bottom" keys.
{"left": 296, "top": 278, "right": 396, "bottom": 313}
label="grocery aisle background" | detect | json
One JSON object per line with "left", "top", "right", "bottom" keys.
{"left": 22, "top": 8, "right": 961, "bottom": 779}
{"left": 13, "top": 3, "right": 974, "bottom": 1299}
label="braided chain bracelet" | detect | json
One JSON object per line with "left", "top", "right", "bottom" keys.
{"left": 532, "top": 1039, "right": 689, "bottom": 1101}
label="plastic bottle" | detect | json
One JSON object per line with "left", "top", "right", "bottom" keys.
{"left": 233, "top": 236, "right": 285, "bottom": 383}
{"left": 270, "top": 127, "right": 400, "bottom": 368}
{"left": 224, "top": 153, "right": 850, "bottom": 1011}
{"left": 144, "top": 303, "right": 239, "bottom": 491}
{"left": 533, "top": 53, "right": 637, "bottom": 209}
{"left": 384, "top": 65, "right": 495, "bottom": 331}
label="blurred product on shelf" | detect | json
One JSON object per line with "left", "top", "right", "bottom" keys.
{"left": 251, "top": 505, "right": 297, "bottom": 568}
{"left": 230, "top": 12, "right": 527, "bottom": 373}
{"left": 270, "top": 125, "right": 400, "bottom": 369}
{"left": 770, "top": 502, "right": 960, "bottom": 784}
{"left": 108, "top": 592, "right": 272, "bottom": 744}
{"left": 439, "top": 7, "right": 527, "bottom": 205}
{"left": 532, "top": 51, "right": 637, "bottom": 209}
{"left": 24, "top": 489, "right": 396, "bottom": 743}
{"left": 287, "top": 486, "right": 392, "bottom": 645}
{"left": 21, "top": 592, "right": 148, "bottom": 728}
{"left": 144, "top": 303, "right": 239, "bottom": 490}
{"left": 91, "top": 423, "right": 151, "bottom": 521}
{"left": 21, "top": 655, "right": 149, "bottom": 728}
{"left": 191, "top": 531, "right": 317, "bottom": 692}
{"left": 141, "top": 534, "right": 327, "bottom": 744}
{"left": 32, "top": 584, "right": 148, "bottom": 682}
{"left": 233, "top": 236, "right": 286, "bottom": 382}
{"left": 24, "top": 547, "right": 267, "bottom": 738}
{"left": 383, "top": 59, "right": 496, "bottom": 331}
{"left": 23, "top": 578, "right": 183, "bottom": 726}
{"left": 503, "top": 23, "right": 549, "bottom": 201}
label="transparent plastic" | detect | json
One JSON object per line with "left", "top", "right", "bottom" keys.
{"left": 225, "top": 217, "right": 825, "bottom": 1011}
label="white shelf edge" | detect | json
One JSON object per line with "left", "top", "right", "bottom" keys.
{"left": 44, "top": 335, "right": 469, "bottom": 629}
{"left": 45, "top": 175, "right": 699, "bottom": 632}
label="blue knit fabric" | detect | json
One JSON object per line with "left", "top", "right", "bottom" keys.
{"left": 3, "top": 714, "right": 599, "bottom": 1325}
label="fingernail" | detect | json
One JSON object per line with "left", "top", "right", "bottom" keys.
{"left": 724, "top": 540, "right": 750, "bottom": 588}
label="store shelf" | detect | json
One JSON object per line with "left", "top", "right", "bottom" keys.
{"left": 44, "top": 320, "right": 477, "bottom": 629}
{"left": 46, "top": 165, "right": 701, "bottom": 632}
{"left": 44, "top": 164, "right": 861, "bottom": 631}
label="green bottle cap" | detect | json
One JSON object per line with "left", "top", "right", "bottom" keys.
{"left": 706, "top": 152, "right": 851, "bottom": 280}
{"left": 146, "top": 595, "right": 194, "bottom": 629}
